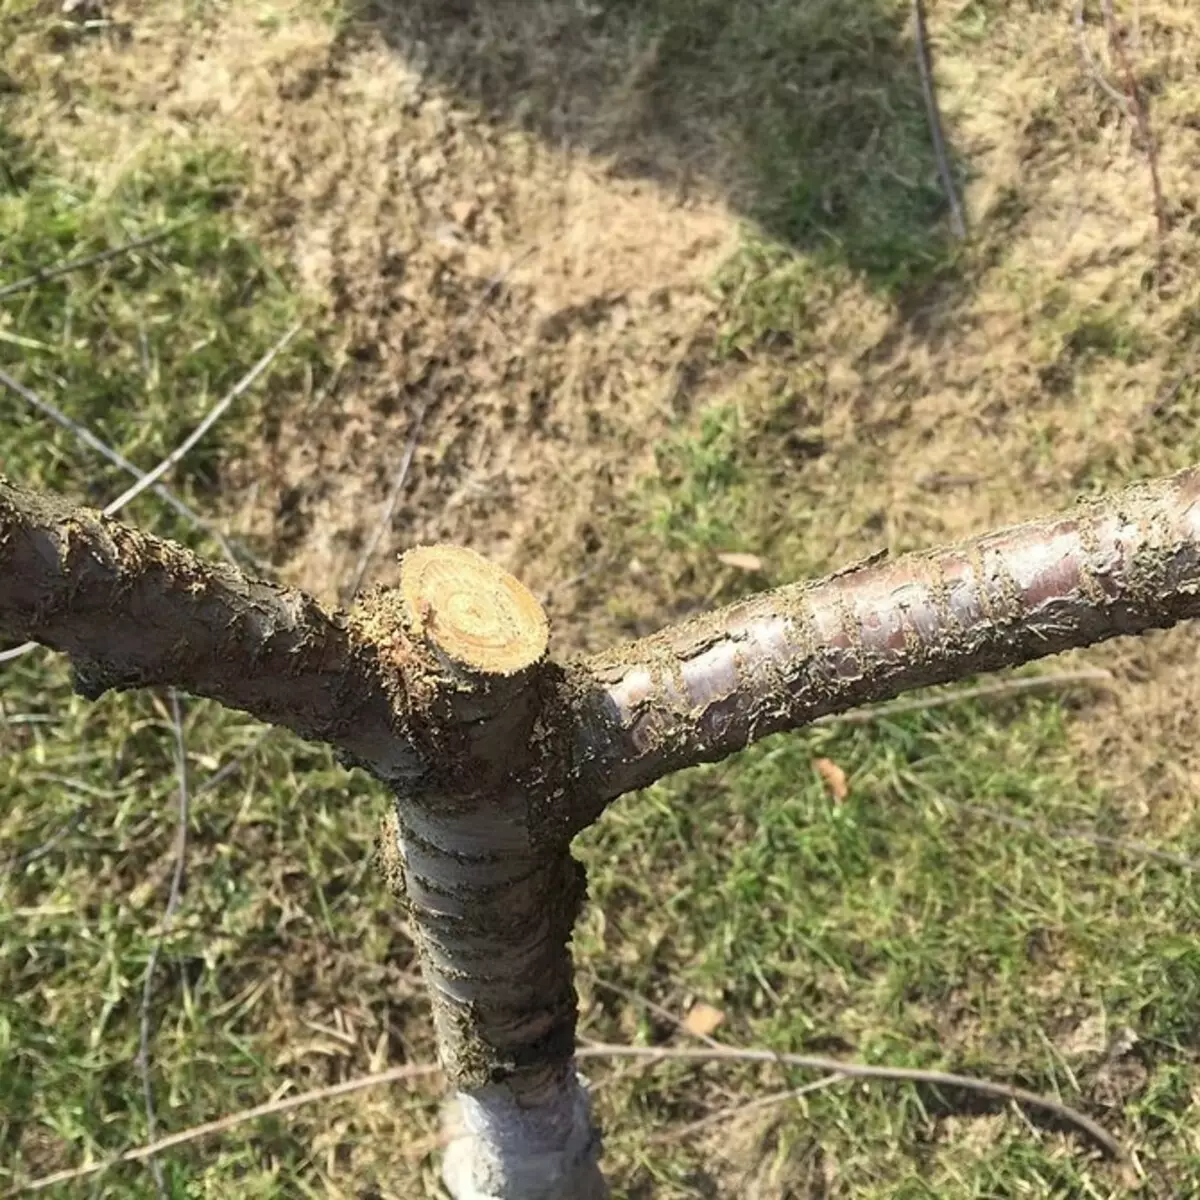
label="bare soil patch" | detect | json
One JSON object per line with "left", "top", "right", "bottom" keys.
{"left": 8, "top": 2, "right": 740, "bottom": 644}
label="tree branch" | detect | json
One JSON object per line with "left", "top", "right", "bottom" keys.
{"left": 0, "top": 476, "right": 418, "bottom": 783}
{"left": 570, "top": 468, "right": 1200, "bottom": 819}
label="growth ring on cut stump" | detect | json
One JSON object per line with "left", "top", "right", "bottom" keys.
{"left": 399, "top": 545, "right": 549, "bottom": 677}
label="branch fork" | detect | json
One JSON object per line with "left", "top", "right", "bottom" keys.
{"left": 4, "top": 468, "right": 1200, "bottom": 1196}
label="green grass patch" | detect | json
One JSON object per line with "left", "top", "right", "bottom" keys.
{"left": 3, "top": 6, "right": 1199, "bottom": 1196}
{"left": 0, "top": 128, "right": 320, "bottom": 554}
{"left": 577, "top": 698, "right": 1200, "bottom": 1196}
{"left": 614, "top": 0, "right": 960, "bottom": 290}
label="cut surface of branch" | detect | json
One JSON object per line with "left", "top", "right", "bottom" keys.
{"left": 400, "top": 544, "right": 549, "bottom": 677}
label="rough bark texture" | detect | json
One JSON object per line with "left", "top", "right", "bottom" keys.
{"left": 568, "top": 467, "right": 1200, "bottom": 822}
{"left": 376, "top": 546, "right": 606, "bottom": 1199}
{"left": 0, "top": 476, "right": 419, "bottom": 784}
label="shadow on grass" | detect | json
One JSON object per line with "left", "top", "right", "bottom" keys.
{"left": 353, "top": 0, "right": 963, "bottom": 293}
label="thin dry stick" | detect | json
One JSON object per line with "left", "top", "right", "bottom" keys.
{"left": 0, "top": 366, "right": 225, "bottom": 557}
{"left": 585, "top": 975, "right": 836, "bottom": 1106}
{"left": 20, "top": 1035, "right": 1122, "bottom": 1192}
{"left": 343, "top": 248, "right": 537, "bottom": 603}
{"left": 942, "top": 796, "right": 1200, "bottom": 874}
{"left": 1073, "top": 0, "right": 1130, "bottom": 110}
{"left": 1142, "top": 365, "right": 1197, "bottom": 423}
{"left": 135, "top": 690, "right": 191, "bottom": 1198}
{"left": 539, "top": 561, "right": 606, "bottom": 608}
{"left": 575, "top": 1043, "right": 1122, "bottom": 1159}
{"left": 812, "top": 668, "right": 1113, "bottom": 727}
{"left": 105, "top": 322, "right": 301, "bottom": 517}
{"left": 651, "top": 1077, "right": 846, "bottom": 1145}
{"left": 192, "top": 728, "right": 274, "bottom": 798}
{"left": 0, "top": 324, "right": 297, "bottom": 664}
{"left": 587, "top": 975, "right": 725, "bottom": 1049}
{"left": 343, "top": 396, "right": 431, "bottom": 604}
{"left": 1102, "top": 0, "right": 1169, "bottom": 252}
{"left": 19, "top": 1063, "right": 442, "bottom": 1193}
{"left": 912, "top": 0, "right": 966, "bottom": 239}
{"left": 0, "top": 227, "right": 185, "bottom": 302}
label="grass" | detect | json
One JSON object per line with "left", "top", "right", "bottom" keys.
{"left": 0, "top": 118, "right": 419, "bottom": 1196}
{"left": 577, "top": 703, "right": 1200, "bottom": 1195}
{"left": 0, "top": 130, "right": 316, "bottom": 546}
{"left": 621, "top": 0, "right": 959, "bottom": 289}
{"left": 3, "top": 1, "right": 1200, "bottom": 1198}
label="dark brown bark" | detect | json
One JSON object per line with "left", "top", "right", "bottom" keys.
{"left": 7, "top": 469, "right": 1200, "bottom": 828}
{"left": 567, "top": 467, "right": 1200, "bottom": 822}
{"left": 0, "top": 477, "right": 419, "bottom": 784}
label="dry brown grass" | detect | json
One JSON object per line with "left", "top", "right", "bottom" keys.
{"left": 7, "top": 1, "right": 740, "bottom": 631}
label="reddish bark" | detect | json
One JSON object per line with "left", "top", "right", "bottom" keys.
{"left": 569, "top": 468, "right": 1200, "bottom": 819}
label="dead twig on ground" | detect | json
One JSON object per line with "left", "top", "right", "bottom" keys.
{"left": 813, "top": 668, "right": 1113, "bottom": 726}
{"left": 0, "top": 324, "right": 297, "bottom": 664}
{"left": 586, "top": 973, "right": 814, "bottom": 1097}
{"left": 650, "top": 1078, "right": 846, "bottom": 1144}
{"left": 192, "top": 727, "right": 275, "bottom": 797}
{"left": 899, "top": 766, "right": 1200, "bottom": 873}
{"left": 0, "top": 226, "right": 186, "bottom": 302}
{"left": 940, "top": 796, "right": 1200, "bottom": 874}
{"left": 0, "top": 366, "right": 230, "bottom": 563}
{"left": 1140, "top": 365, "right": 1197, "bottom": 424}
{"left": 19, "top": 1062, "right": 442, "bottom": 1192}
{"left": 135, "top": 689, "right": 191, "bottom": 1199}
{"left": 343, "top": 395, "right": 432, "bottom": 605}
{"left": 1101, "top": 0, "right": 1169, "bottom": 259}
{"left": 105, "top": 323, "right": 301, "bottom": 519}
{"left": 19, "top": 1033, "right": 1122, "bottom": 1191}
{"left": 343, "top": 247, "right": 537, "bottom": 604}
{"left": 587, "top": 975, "right": 725, "bottom": 1049}
{"left": 1073, "top": 0, "right": 1130, "bottom": 110}
{"left": 912, "top": 0, "right": 966, "bottom": 239}
{"left": 4, "top": 805, "right": 89, "bottom": 871}
{"left": 575, "top": 1043, "right": 1122, "bottom": 1159}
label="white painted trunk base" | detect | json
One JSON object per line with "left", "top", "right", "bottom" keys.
{"left": 441, "top": 1073, "right": 608, "bottom": 1200}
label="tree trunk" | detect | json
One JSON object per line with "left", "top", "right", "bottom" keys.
{"left": 365, "top": 546, "right": 607, "bottom": 1198}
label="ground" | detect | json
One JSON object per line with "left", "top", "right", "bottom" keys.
{"left": 2, "top": 0, "right": 1200, "bottom": 1196}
